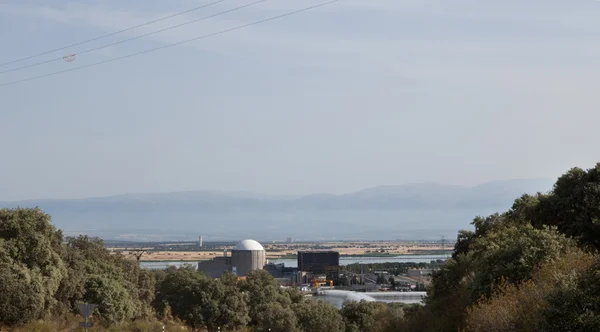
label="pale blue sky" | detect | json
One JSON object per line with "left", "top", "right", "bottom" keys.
{"left": 0, "top": 0, "right": 599, "bottom": 201}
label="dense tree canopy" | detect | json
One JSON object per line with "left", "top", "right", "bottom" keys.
{"left": 0, "top": 208, "right": 66, "bottom": 324}
{"left": 0, "top": 208, "right": 156, "bottom": 327}
{"left": 293, "top": 300, "right": 345, "bottom": 332}
{"left": 405, "top": 163, "right": 600, "bottom": 331}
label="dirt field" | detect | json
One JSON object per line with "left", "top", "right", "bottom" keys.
{"left": 115, "top": 241, "right": 452, "bottom": 261}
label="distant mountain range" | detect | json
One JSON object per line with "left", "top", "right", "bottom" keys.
{"left": 0, "top": 178, "right": 555, "bottom": 241}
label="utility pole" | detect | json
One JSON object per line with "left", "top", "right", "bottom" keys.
{"left": 441, "top": 236, "right": 446, "bottom": 251}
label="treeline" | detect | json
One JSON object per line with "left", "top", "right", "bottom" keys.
{"left": 0, "top": 207, "right": 416, "bottom": 331}
{"left": 398, "top": 162, "right": 600, "bottom": 331}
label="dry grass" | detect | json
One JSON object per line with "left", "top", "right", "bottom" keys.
{"left": 1, "top": 316, "right": 190, "bottom": 332}
{"left": 114, "top": 242, "right": 451, "bottom": 262}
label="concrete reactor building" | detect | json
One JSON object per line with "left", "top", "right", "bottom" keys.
{"left": 231, "top": 239, "right": 266, "bottom": 277}
{"left": 197, "top": 239, "right": 266, "bottom": 278}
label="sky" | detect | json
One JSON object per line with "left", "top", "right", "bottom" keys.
{"left": 0, "top": 0, "right": 599, "bottom": 201}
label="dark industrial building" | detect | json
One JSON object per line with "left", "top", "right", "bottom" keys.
{"left": 297, "top": 251, "right": 340, "bottom": 274}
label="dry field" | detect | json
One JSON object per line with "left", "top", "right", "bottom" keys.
{"left": 114, "top": 241, "right": 452, "bottom": 261}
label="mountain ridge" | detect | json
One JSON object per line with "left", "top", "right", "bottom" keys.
{"left": 2, "top": 177, "right": 553, "bottom": 203}
{"left": 0, "top": 178, "right": 555, "bottom": 241}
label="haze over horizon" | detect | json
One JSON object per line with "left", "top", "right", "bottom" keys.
{"left": 2, "top": 176, "right": 555, "bottom": 202}
{"left": 1, "top": 0, "right": 599, "bottom": 201}
{"left": 1, "top": 177, "right": 557, "bottom": 241}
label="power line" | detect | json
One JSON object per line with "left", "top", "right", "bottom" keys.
{"left": 0, "top": 0, "right": 339, "bottom": 89}
{"left": 0, "top": 0, "right": 228, "bottom": 68}
{"left": 0, "top": 0, "right": 268, "bottom": 75}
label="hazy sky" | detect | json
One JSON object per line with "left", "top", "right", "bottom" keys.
{"left": 1, "top": 0, "right": 599, "bottom": 201}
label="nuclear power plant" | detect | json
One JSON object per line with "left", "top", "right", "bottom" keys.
{"left": 197, "top": 239, "right": 266, "bottom": 278}
{"left": 230, "top": 239, "right": 266, "bottom": 277}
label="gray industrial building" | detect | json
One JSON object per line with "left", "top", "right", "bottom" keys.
{"left": 264, "top": 262, "right": 300, "bottom": 285}
{"left": 197, "top": 239, "right": 266, "bottom": 278}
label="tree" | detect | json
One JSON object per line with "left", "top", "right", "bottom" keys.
{"left": 154, "top": 267, "right": 249, "bottom": 331}
{"left": 83, "top": 275, "right": 135, "bottom": 323}
{"left": 0, "top": 264, "right": 46, "bottom": 325}
{"left": 340, "top": 300, "right": 382, "bottom": 332}
{"left": 153, "top": 266, "right": 207, "bottom": 329}
{"left": 0, "top": 208, "right": 67, "bottom": 324}
{"left": 55, "top": 235, "right": 156, "bottom": 319}
{"left": 254, "top": 302, "right": 298, "bottom": 332}
{"left": 509, "top": 163, "right": 600, "bottom": 250}
{"left": 293, "top": 300, "right": 345, "bottom": 332}
{"left": 421, "top": 221, "right": 576, "bottom": 331}
{"left": 200, "top": 278, "right": 250, "bottom": 331}
{"left": 238, "top": 270, "right": 293, "bottom": 325}
{"left": 466, "top": 224, "right": 575, "bottom": 302}
{"left": 466, "top": 250, "right": 595, "bottom": 332}
{"left": 537, "top": 257, "right": 600, "bottom": 331}
{"left": 128, "top": 247, "right": 148, "bottom": 261}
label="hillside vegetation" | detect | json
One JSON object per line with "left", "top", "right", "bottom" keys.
{"left": 0, "top": 163, "right": 598, "bottom": 331}
{"left": 402, "top": 162, "right": 600, "bottom": 331}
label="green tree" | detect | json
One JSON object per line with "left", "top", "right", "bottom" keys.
{"left": 421, "top": 222, "right": 575, "bottom": 331}
{"left": 466, "top": 224, "right": 575, "bottom": 302}
{"left": 155, "top": 267, "right": 249, "bottom": 331}
{"left": 537, "top": 258, "right": 600, "bottom": 331}
{"left": 340, "top": 300, "right": 383, "bottom": 332}
{"left": 83, "top": 275, "right": 135, "bottom": 323}
{"left": 254, "top": 302, "right": 298, "bottom": 332}
{"left": 154, "top": 266, "right": 207, "bottom": 329}
{"left": 0, "top": 208, "right": 67, "bottom": 324}
{"left": 509, "top": 163, "right": 600, "bottom": 250}
{"left": 239, "top": 270, "right": 293, "bottom": 325}
{"left": 293, "top": 300, "right": 345, "bottom": 332}
{"left": 466, "top": 250, "right": 594, "bottom": 332}
{"left": 0, "top": 264, "right": 46, "bottom": 325}
{"left": 200, "top": 278, "right": 250, "bottom": 331}
{"left": 55, "top": 235, "right": 156, "bottom": 319}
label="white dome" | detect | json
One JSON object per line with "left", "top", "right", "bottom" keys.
{"left": 234, "top": 239, "right": 264, "bottom": 251}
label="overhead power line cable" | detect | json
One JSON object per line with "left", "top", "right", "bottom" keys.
{"left": 0, "top": 0, "right": 339, "bottom": 89}
{"left": 0, "top": 0, "right": 268, "bottom": 75}
{"left": 0, "top": 0, "right": 227, "bottom": 68}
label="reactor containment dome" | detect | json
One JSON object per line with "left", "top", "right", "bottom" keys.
{"left": 234, "top": 239, "right": 265, "bottom": 251}
{"left": 231, "top": 239, "right": 266, "bottom": 277}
